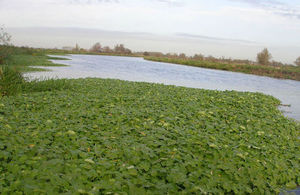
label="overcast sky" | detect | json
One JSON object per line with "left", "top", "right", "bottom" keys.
{"left": 1, "top": 0, "right": 300, "bottom": 63}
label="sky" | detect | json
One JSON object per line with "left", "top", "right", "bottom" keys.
{"left": 1, "top": 0, "right": 300, "bottom": 63}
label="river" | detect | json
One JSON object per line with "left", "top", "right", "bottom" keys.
{"left": 25, "top": 54, "right": 300, "bottom": 121}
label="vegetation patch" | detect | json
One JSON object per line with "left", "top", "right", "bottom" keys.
{"left": 1, "top": 45, "right": 69, "bottom": 72}
{"left": 4, "top": 54, "right": 69, "bottom": 72}
{"left": 0, "top": 65, "right": 24, "bottom": 96}
{"left": 0, "top": 45, "right": 71, "bottom": 96}
{"left": 0, "top": 78, "right": 299, "bottom": 194}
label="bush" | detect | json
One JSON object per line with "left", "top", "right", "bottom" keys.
{"left": 0, "top": 65, "right": 24, "bottom": 96}
{"left": 257, "top": 48, "right": 272, "bottom": 65}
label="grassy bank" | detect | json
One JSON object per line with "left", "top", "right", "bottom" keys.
{"left": 0, "top": 46, "right": 70, "bottom": 96}
{"left": 144, "top": 57, "right": 300, "bottom": 81}
{"left": 0, "top": 78, "right": 299, "bottom": 194}
{"left": 0, "top": 45, "right": 69, "bottom": 72}
{"left": 4, "top": 54, "right": 69, "bottom": 72}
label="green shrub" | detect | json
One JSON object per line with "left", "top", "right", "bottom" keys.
{"left": 0, "top": 65, "right": 24, "bottom": 96}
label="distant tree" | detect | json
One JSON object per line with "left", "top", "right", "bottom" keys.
{"left": 143, "top": 51, "right": 150, "bottom": 56}
{"left": 193, "top": 54, "right": 204, "bottom": 61}
{"left": 80, "top": 48, "right": 87, "bottom": 53}
{"left": 114, "top": 44, "right": 131, "bottom": 54}
{"left": 102, "top": 46, "right": 112, "bottom": 53}
{"left": 124, "top": 48, "right": 132, "bottom": 55}
{"left": 0, "top": 26, "right": 11, "bottom": 45}
{"left": 270, "top": 60, "right": 283, "bottom": 66}
{"left": 152, "top": 52, "right": 164, "bottom": 57}
{"left": 178, "top": 53, "right": 186, "bottom": 59}
{"left": 295, "top": 56, "right": 300, "bottom": 66}
{"left": 114, "top": 44, "right": 125, "bottom": 54}
{"left": 257, "top": 48, "right": 272, "bottom": 65}
{"left": 90, "top": 42, "right": 102, "bottom": 53}
{"left": 165, "top": 53, "right": 178, "bottom": 58}
{"left": 206, "top": 55, "right": 217, "bottom": 62}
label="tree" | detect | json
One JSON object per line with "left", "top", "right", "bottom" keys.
{"left": 0, "top": 26, "right": 11, "bottom": 45}
{"left": 143, "top": 51, "right": 150, "bottom": 56}
{"left": 114, "top": 44, "right": 125, "bottom": 54}
{"left": 295, "top": 57, "right": 300, "bottom": 66}
{"left": 178, "top": 53, "right": 186, "bottom": 59}
{"left": 102, "top": 46, "right": 112, "bottom": 53}
{"left": 90, "top": 42, "right": 102, "bottom": 53}
{"left": 193, "top": 54, "right": 204, "bottom": 61}
{"left": 113, "top": 44, "right": 131, "bottom": 54}
{"left": 257, "top": 48, "right": 272, "bottom": 65}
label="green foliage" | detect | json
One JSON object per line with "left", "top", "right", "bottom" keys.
{"left": 0, "top": 46, "right": 71, "bottom": 96}
{"left": 0, "top": 66, "right": 24, "bottom": 96}
{"left": 0, "top": 45, "right": 69, "bottom": 69}
{"left": 0, "top": 45, "right": 13, "bottom": 65}
{"left": 0, "top": 65, "right": 71, "bottom": 96}
{"left": 0, "top": 78, "right": 299, "bottom": 194}
{"left": 4, "top": 54, "right": 68, "bottom": 72}
{"left": 145, "top": 56, "right": 300, "bottom": 81}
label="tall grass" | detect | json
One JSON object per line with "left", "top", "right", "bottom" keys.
{"left": 0, "top": 65, "right": 72, "bottom": 96}
{"left": 0, "top": 45, "right": 72, "bottom": 96}
{"left": 0, "top": 65, "right": 24, "bottom": 96}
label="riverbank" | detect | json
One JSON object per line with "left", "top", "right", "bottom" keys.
{"left": 5, "top": 54, "right": 69, "bottom": 72}
{"left": 0, "top": 45, "right": 69, "bottom": 73}
{"left": 0, "top": 50, "right": 70, "bottom": 96}
{"left": 0, "top": 77, "right": 299, "bottom": 194}
{"left": 144, "top": 56, "right": 300, "bottom": 81}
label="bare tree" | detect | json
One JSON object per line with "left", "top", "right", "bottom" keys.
{"left": 0, "top": 26, "right": 11, "bottom": 45}
{"left": 295, "top": 56, "right": 300, "bottom": 66}
{"left": 257, "top": 48, "right": 272, "bottom": 65}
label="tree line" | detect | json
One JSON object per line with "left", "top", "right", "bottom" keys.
{"left": 71, "top": 42, "right": 132, "bottom": 55}
{"left": 85, "top": 41, "right": 300, "bottom": 67}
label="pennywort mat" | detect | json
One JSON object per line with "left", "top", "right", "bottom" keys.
{"left": 0, "top": 78, "right": 299, "bottom": 194}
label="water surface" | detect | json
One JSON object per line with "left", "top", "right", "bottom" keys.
{"left": 25, "top": 54, "right": 300, "bottom": 121}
